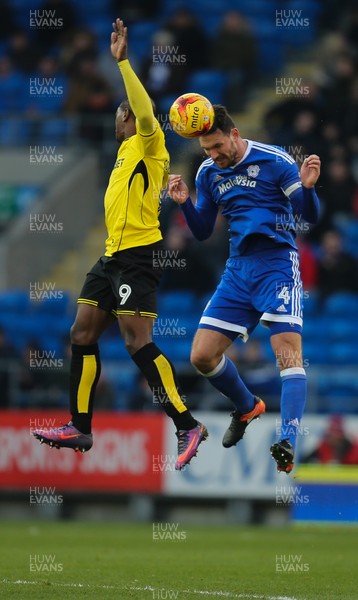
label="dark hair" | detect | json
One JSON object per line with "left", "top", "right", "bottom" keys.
{"left": 119, "top": 97, "right": 157, "bottom": 118}
{"left": 119, "top": 98, "right": 133, "bottom": 114}
{"left": 206, "top": 104, "right": 236, "bottom": 135}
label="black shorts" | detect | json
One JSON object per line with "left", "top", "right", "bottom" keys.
{"left": 78, "top": 241, "right": 164, "bottom": 318}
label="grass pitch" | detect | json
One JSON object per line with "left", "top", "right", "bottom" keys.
{"left": 1, "top": 520, "right": 356, "bottom": 600}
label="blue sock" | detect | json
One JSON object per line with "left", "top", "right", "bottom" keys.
{"left": 202, "top": 355, "right": 255, "bottom": 413}
{"left": 279, "top": 368, "right": 307, "bottom": 450}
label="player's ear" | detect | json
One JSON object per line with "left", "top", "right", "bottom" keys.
{"left": 121, "top": 108, "right": 131, "bottom": 122}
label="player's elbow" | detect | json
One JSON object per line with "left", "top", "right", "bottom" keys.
{"left": 137, "top": 115, "right": 156, "bottom": 136}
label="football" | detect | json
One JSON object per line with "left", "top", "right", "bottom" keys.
{"left": 169, "top": 93, "right": 215, "bottom": 138}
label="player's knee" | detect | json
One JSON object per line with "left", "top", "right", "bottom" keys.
{"left": 190, "top": 346, "right": 216, "bottom": 374}
{"left": 124, "top": 333, "right": 151, "bottom": 356}
{"left": 70, "top": 321, "right": 96, "bottom": 346}
{"left": 274, "top": 341, "right": 302, "bottom": 369}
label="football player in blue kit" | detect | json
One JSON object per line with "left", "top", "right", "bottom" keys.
{"left": 168, "top": 105, "right": 320, "bottom": 473}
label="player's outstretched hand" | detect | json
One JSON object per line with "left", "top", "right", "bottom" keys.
{"left": 300, "top": 154, "right": 321, "bottom": 189}
{"left": 111, "top": 18, "right": 127, "bottom": 62}
{"left": 168, "top": 174, "right": 190, "bottom": 204}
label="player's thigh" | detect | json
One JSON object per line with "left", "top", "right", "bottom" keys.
{"left": 104, "top": 244, "right": 162, "bottom": 319}
{"left": 255, "top": 249, "right": 303, "bottom": 329}
{"left": 270, "top": 331, "right": 303, "bottom": 369}
{"left": 77, "top": 257, "right": 118, "bottom": 317}
{"left": 191, "top": 328, "right": 234, "bottom": 365}
{"left": 71, "top": 303, "right": 115, "bottom": 344}
{"left": 72, "top": 258, "right": 117, "bottom": 343}
{"left": 199, "top": 266, "right": 261, "bottom": 343}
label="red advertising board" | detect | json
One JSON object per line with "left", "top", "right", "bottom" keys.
{"left": 0, "top": 411, "right": 165, "bottom": 492}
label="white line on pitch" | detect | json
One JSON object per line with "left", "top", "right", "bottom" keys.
{"left": 1, "top": 579, "right": 302, "bottom": 600}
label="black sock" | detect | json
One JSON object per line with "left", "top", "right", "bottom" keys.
{"left": 131, "top": 342, "right": 197, "bottom": 430}
{"left": 70, "top": 343, "right": 101, "bottom": 434}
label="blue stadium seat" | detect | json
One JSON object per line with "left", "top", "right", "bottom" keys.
{"left": 317, "top": 373, "right": 358, "bottom": 414}
{"left": 158, "top": 291, "right": 198, "bottom": 314}
{"left": 0, "top": 73, "right": 28, "bottom": 114}
{"left": 155, "top": 337, "right": 192, "bottom": 362}
{"left": 16, "top": 186, "right": 43, "bottom": 212}
{"left": 99, "top": 338, "right": 129, "bottom": 360}
{"left": 126, "top": 22, "right": 159, "bottom": 63}
{"left": 302, "top": 317, "right": 329, "bottom": 341}
{"left": 256, "top": 34, "right": 284, "bottom": 73}
{"left": 302, "top": 290, "right": 318, "bottom": 316}
{"left": 303, "top": 340, "right": 330, "bottom": 364}
{"left": 0, "top": 119, "right": 32, "bottom": 146}
{"left": 185, "top": 70, "right": 228, "bottom": 105}
{"left": 327, "top": 318, "right": 358, "bottom": 342}
{"left": 324, "top": 293, "right": 358, "bottom": 317}
{"left": 0, "top": 291, "right": 30, "bottom": 311}
{"left": 341, "top": 219, "right": 358, "bottom": 258}
{"left": 38, "top": 118, "right": 75, "bottom": 144}
{"left": 325, "top": 341, "right": 358, "bottom": 365}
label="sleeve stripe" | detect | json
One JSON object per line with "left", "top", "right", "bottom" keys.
{"left": 283, "top": 181, "right": 302, "bottom": 197}
{"left": 195, "top": 157, "right": 213, "bottom": 179}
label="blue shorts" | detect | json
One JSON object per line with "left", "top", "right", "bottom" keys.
{"left": 199, "top": 247, "right": 303, "bottom": 342}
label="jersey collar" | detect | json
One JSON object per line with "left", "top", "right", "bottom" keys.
{"left": 229, "top": 139, "right": 253, "bottom": 168}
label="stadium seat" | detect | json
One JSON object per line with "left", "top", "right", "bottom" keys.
{"left": 0, "top": 73, "right": 28, "bottom": 114}
{"left": 323, "top": 293, "right": 358, "bottom": 317}
{"left": 255, "top": 33, "right": 284, "bottom": 73}
{"left": 185, "top": 70, "right": 228, "bottom": 105}
{"left": 238, "top": 0, "right": 278, "bottom": 20}
{"left": 302, "top": 317, "right": 329, "bottom": 341}
{"left": 158, "top": 291, "right": 198, "bottom": 314}
{"left": 302, "top": 290, "right": 318, "bottom": 316}
{"left": 126, "top": 22, "right": 159, "bottom": 63}
{"left": 303, "top": 340, "right": 330, "bottom": 364}
{"left": 99, "top": 338, "right": 129, "bottom": 361}
{"left": 0, "top": 119, "right": 33, "bottom": 146}
{"left": 325, "top": 341, "right": 358, "bottom": 365}
{"left": 317, "top": 394, "right": 358, "bottom": 415}
{"left": 327, "top": 318, "right": 358, "bottom": 342}
{"left": 0, "top": 291, "right": 30, "bottom": 311}
{"left": 38, "top": 118, "right": 75, "bottom": 144}
{"left": 341, "top": 219, "right": 358, "bottom": 258}
{"left": 153, "top": 336, "right": 192, "bottom": 362}
{"left": 16, "top": 185, "right": 43, "bottom": 212}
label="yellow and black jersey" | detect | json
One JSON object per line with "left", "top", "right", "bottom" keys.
{"left": 104, "top": 121, "right": 170, "bottom": 255}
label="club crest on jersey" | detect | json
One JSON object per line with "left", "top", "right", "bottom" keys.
{"left": 247, "top": 164, "right": 260, "bottom": 177}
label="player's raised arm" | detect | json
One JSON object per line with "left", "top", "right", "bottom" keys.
{"left": 111, "top": 18, "right": 155, "bottom": 135}
{"left": 290, "top": 154, "right": 321, "bottom": 224}
{"left": 300, "top": 154, "right": 321, "bottom": 189}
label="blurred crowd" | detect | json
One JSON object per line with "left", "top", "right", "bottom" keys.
{"left": 1, "top": 0, "right": 358, "bottom": 411}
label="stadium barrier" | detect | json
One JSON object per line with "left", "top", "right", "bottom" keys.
{"left": 1, "top": 411, "right": 358, "bottom": 521}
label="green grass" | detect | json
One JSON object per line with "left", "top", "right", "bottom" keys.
{"left": 1, "top": 520, "right": 357, "bottom": 599}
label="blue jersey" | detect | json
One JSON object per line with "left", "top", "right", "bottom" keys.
{"left": 181, "top": 140, "right": 319, "bottom": 257}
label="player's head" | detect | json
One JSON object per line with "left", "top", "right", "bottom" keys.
{"left": 115, "top": 97, "right": 157, "bottom": 142}
{"left": 115, "top": 98, "right": 135, "bottom": 141}
{"left": 199, "top": 104, "right": 246, "bottom": 169}
{"left": 209, "top": 105, "right": 236, "bottom": 134}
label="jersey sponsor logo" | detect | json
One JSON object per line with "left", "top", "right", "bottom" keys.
{"left": 217, "top": 175, "right": 257, "bottom": 194}
{"left": 114, "top": 157, "right": 125, "bottom": 168}
{"left": 247, "top": 164, "right": 260, "bottom": 177}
